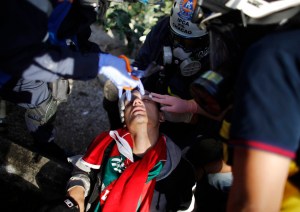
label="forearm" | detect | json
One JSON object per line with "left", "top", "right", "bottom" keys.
{"left": 66, "top": 166, "right": 91, "bottom": 211}
{"left": 2, "top": 45, "right": 99, "bottom": 82}
{"left": 68, "top": 186, "right": 85, "bottom": 212}
{"left": 227, "top": 147, "right": 290, "bottom": 212}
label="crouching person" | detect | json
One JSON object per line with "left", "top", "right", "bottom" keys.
{"left": 66, "top": 90, "right": 196, "bottom": 212}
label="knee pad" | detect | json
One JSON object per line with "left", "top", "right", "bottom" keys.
{"left": 25, "top": 94, "right": 58, "bottom": 132}
{"left": 98, "top": 75, "right": 118, "bottom": 102}
{"left": 49, "top": 78, "right": 72, "bottom": 103}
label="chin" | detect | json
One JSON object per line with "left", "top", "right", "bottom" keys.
{"left": 132, "top": 116, "right": 147, "bottom": 124}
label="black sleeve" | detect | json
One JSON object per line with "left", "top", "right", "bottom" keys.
{"left": 57, "top": 2, "right": 101, "bottom": 54}
{"left": 132, "top": 17, "right": 171, "bottom": 70}
{"left": 2, "top": 45, "right": 99, "bottom": 82}
{"left": 155, "top": 158, "right": 196, "bottom": 211}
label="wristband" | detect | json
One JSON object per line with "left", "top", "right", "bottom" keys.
{"left": 63, "top": 196, "right": 78, "bottom": 209}
{"left": 42, "top": 196, "right": 79, "bottom": 212}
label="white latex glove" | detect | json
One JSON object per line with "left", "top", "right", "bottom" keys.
{"left": 150, "top": 93, "right": 199, "bottom": 113}
{"left": 118, "top": 91, "right": 127, "bottom": 123}
{"left": 98, "top": 53, "right": 145, "bottom": 101}
{"left": 163, "top": 111, "right": 194, "bottom": 123}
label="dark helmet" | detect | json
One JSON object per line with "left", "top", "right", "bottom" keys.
{"left": 164, "top": 0, "right": 210, "bottom": 76}
{"left": 189, "top": 0, "right": 300, "bottom": 116}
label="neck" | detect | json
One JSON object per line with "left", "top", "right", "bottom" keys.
{"left": 131, "top": 125, "right": 159, "bottom": 157}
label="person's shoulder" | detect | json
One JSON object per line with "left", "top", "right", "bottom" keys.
{"left": 155, "top": 16, "right": 170, "bottom": 28}
{"left": 149, "top": 16, "right": 170, "bottom": 38}
{"left": 164, "top": 135, "right": 181, "bottom": 159}
{"left": 155, "top": 135, "right": 181, "bottom": 180}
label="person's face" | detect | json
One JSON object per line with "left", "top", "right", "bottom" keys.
{"left": 124, "top": 91, "right": 162, "bottom": 129}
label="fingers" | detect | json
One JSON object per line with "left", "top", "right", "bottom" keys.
{"left": 119, "top": 93, "right": 126, "bottom": 111}
{"left": 118, "top": 87, "right": 123, "bottom": 99}
{"left": 160, "top": 105, "right": 173, "bottom": 112}
{"left": 150, "top": 92, "right": 166, "bottom": 99}
{"left": 118, "top": 92, "right": 126, "bottom": 123}
{"left": 137, "top": 80, "right": 145, "bottom": 96}
{"left": 118, "top": 80, "right": 143, "bottom": 102}
{"left": 150, "top": 93, "right": 170, "bottom": 104}
{"left": 125, "top": 90, "right": 132, "bottom": 102}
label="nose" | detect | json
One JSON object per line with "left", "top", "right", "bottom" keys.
{"left": 132, "top": 98, "right": 143, "bottom": 106}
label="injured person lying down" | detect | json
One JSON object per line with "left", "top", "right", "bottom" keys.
{"left": 65, "top": 90, "right": 196, "bottom": 212}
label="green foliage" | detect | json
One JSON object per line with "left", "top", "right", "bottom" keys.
{"left": 100, "top": 1, "right": 172, "bottom": 57}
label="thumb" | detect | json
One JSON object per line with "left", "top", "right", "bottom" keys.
{"left": 118, "top": 87, "right": 123, "bottom": 99}
{"left": 125, "top": 90, "right": 132, "bottom": 101}
{"left": 137, "top": 80, "right": 145, "bottom": 96}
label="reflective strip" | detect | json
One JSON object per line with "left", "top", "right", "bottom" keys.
{"left": 219, "top": 119, "right": 230, "bottom": 140}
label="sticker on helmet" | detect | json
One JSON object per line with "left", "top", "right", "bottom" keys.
{"left": 178, "top": 0, "right": 195, "bottom": 20}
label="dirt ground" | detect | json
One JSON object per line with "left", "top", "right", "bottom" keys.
{"left": 0, "top": 24, "right": 127, "bottom": 155}
{"left": 0, "top": 24, "right": 131, "bottom": 210}
{"left": 0, "top": 77, "right": 113, "bottom": 211}
{"left": 1, "top": 78, "right": 110, "bottom": 155}
{"left": 0, "top": 23, "right": 140, "bottom": 211}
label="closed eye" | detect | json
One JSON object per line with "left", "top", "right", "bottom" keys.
{"left": 142, "top": 95, "right": 152, "bottom": 102}
{"left": 143, "top": 99, "right": 151, "bottom": 103}
{"left": 142, "top": 95, "right": 157, "bottom": 106}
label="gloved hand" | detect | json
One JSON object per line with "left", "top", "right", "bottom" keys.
{"left": 150, "top": 93, "right": 199, "bottom": 114}
{"left": 163, "top": 111, "right": 194, "bottom": 123}
{"left": 118, "top": 91, "right": 127, "bottom": 123}
{"left": 98, "top": 53, "right": 145, "bottom": 101}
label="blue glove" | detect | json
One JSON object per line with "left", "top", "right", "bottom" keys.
{"left": 98, "top": 53, "right": 145, "bottom": 101}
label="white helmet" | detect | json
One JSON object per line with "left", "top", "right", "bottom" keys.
{"left": 170, "top": 0, "right": 207, "bottom": 38}
{"left": 198, "top": 0, "right": 300, "bottom": 24}
{"left": 225, "top": 0, "right": 300, "bottom": 19}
